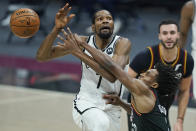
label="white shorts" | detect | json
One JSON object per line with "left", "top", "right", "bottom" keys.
{"left": 72, "top": 95, "right": 121, "bottom": 131}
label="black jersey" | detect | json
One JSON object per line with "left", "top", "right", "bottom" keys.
{"left": 130, "top": 88, "right": 170, "bottom": 131}
{"left": 130, "top": 44, "right": 194, "bottom": 111}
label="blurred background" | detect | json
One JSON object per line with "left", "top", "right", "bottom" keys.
{"left": 0, "top": 0, "right": 195, "bottom": 131}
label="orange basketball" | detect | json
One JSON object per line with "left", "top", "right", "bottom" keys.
{"left": 10, "top": 8, "right": 40, "bottom": 38}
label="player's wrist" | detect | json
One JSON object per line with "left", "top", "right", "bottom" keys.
{"left": 54, "top": 26, "right": 62, "bottom": 32}
{"left": 177, "top": 117, "right": 184, "bottom": 123}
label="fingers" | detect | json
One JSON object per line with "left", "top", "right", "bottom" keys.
{"left": 67, "top": 14, "right": 75, "bottom": 22}
{"left": 57, "top": 34, "right": 65, "bottom": 42}
{"left": 58, "top": 3, "right": 72, "bottom": 16}
{"left": 57, "top": 42, "right": 64, "bottom": 46}
{"left": 66, "top": 27, "right": 75, "bottom": 41}
{"left": 61, "top": 29, "right": 68, "bottom": 38}
{"left": 67, "top": 27, "right": 72, "bottom": 35}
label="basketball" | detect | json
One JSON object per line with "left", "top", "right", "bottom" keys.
{"left": 10, "top": 8, "right": 40, "bottom": 38}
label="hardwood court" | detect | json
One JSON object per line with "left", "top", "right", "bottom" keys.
{"left": 0, "top": 85, "right": 195, "bottom": 131}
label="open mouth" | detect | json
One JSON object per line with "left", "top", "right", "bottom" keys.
{"left": 100, "top": 26, "right": 110, "bottom": 31}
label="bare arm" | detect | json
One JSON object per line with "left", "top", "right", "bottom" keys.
{"left": 73, "top": 50, "right": 116, "bottom": 82}
{"left": 103, "top": 94, "right": 132, "bottom": 114}
{"left": 36, "top": 3, "right": 75, "bottom": 62}
{"left": 177, "top": 76, "right": 192, "bottom": 120}
{"left": 56, "top": 30, "right": 116, "bottom": 82}
{"left": 179, "top": 1, "right": 194, "bottom": 48}
{"left": 128, "top": 67, "right": 138, "bottom": 77}
{"left": 112, "top": 38, "right": 131, "bottom": 68}
{"left": 174, "top": 75, "right": 192, "bottom": 131}
{"left": 79, "top": 40, "right": 149, "bottom": 95}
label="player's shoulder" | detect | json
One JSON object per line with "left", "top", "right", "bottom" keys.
{"left": 186, "top": 50, "right": 194, "bottom": 63}
{"left": 180, "top": 48, "right": 194, "bottom": 63}
{"left": 116, "top": 36, "right": 131, "bottom": 47}
{"left": 182, "top": 0, "right": 194, "bottom": 10}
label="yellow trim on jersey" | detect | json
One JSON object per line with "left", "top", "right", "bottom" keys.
{"left": 184, "top": 50, "right": 187, "bottom": 75}
{"left": 147, "top": 47, "right": 154, "bottom": 69}
{"left": 159, "top": 44, "right": 180, "bottom": 67}
{"left": 131, "top": 103, "right": 142, "bottom": 116}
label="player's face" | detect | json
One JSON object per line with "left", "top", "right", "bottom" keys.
{"left": 158, "top": 24, "right": 179, "bottom": 49}
{"left": 92, "top": 10, "right": 114, "bottom": 39}
{"left": 139, "top": 69, "right": 158, "bottom": 87}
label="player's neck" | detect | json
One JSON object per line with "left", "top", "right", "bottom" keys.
{"left": 95, "top": 35, "right": 113, "bottom": 50}
{"left": 160, "top": 44, "right": 178, "bottom": 62}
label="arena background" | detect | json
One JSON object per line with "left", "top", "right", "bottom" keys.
{"left": 0, "top": 0, "right": 195, "bottom": 130}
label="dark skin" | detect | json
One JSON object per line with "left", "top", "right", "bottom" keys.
{"left": 57, "top": 28, "right": 159, "bottom": 114}
{"left": 36, "top": 3, "right": 131, "bottom": 82}
{"left": 179, "top": 1, "right": 194, "bottom": 48}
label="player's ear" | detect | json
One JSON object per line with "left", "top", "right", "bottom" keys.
{"left": 177, "top": 31, "right": 180, "bottom": 39}
{"left": 92, "top": 24, "right": 95, "bottom": 32}
{"left": 151, "top": 82, "right": 158, "bottom": 88}
{"left": 158, "top": 33, "right": 161, "bottom": 40}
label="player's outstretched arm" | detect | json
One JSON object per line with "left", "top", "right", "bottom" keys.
{"left": 179, "top": 1, "right": 193, "bottom": 48}
{"left": 36, "top": 3, "right": 75, "bottom": 62}
{"left": 103, "top": 94, "right": 132, "bottom": 114}
{"left": 57, "top": 28, "right": 116, "bottom": 82}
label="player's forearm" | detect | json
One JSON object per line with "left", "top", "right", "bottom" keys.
{"left": 177, "top": 89, "right": 190, "bottom": 121}
{"left": 36, "top": 27, "right": 60, "bottom": 62}
{"left": 119, "top": 100, "right": 132, "bottom": 114}
{"left": 81, "top": 42, "right": 115, "bottom": 71}
{"left": 179, "top": 33, "right": 188, "bottom": 48}
{"left": 73, "top": 51, "right": 116, "bottom": 82}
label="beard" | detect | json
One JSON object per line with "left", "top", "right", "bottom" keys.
{"left": 97, "top": 31, "right": 113, "bottom": 39}
{"left": 96, "top": 26, "right": 113, "bottom": 39}
{"left": 161, "top": 39, "right": 178, "bottom": 49}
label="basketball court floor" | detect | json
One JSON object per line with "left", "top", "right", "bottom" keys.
{"left": 0, "top": 84, "right": 196, "bottom": 131}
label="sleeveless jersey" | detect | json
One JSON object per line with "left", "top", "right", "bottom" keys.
{"left": 191, "top": 0, "right": 196, "bottom": 49}
{"left": 78, "top": 35, "right": 128, "bottom": 109}
{"left": 147, "top": 44, "right": 188, "bottom": 110}
{"left": 130, "top": 88, "right": 170, "bottom": 131}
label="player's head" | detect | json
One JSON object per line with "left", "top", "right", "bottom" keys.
{"left": 138, "top": 69, "right": 159, "bottom": 89}
{"left": 91, "top": 10, "right": 114, "bottom": 39}
{"left": 155, "top": 62, "right": 180, "bottom": 95}
{"left": 139, "top": 62, "right": 180, "bottom": 91}
{"left": 158, "top": 20, "right": 180, "bottom": 49}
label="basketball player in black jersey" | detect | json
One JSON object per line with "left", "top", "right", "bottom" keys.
{"left": 55, "top": 28, "right": 180, "bottom": 131}
{"left": 127, "top": 20, "right": 194, "bottom": 131}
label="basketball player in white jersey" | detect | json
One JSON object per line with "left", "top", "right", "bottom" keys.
{"left": 179, "top": 0, "right": 196, "bottom": 100}
{"left": 36, "top": 3, "right": 131, "bottom": 131}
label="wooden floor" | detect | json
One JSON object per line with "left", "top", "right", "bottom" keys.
{"left": 0, "top": 85, "right": 195, "bottom": 131}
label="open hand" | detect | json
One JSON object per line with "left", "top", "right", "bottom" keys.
{"left": 57, "top": 27, "right": 81, "bottom": 54}
{"left": 55, "top": 3, "right": 75, "bottom": 30}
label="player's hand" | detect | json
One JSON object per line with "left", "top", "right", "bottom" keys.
{"left": 103, "top": 94, "right": 122, "bottom": 106}
{"left": 174, "top": 119, "right": 183, "bottom": 131}
{"left": 55, "top": 3, "right": 75, "bottom": 30}
{"left": 57, "top": 28, "right": 81, "bottom": 54}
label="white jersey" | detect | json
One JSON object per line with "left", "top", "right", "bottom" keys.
{"left": 192, "top": 0, "right": 196, "bottom": 49}
{"left": 77, "top": 35, "right": 129, "bottom": 109}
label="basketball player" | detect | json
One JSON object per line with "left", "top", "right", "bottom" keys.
{"left": 36, "top": 3, "right": 131, "bottom": 131}
{"left": 127, "top": 20, "right": 194, "bottom": 131}
{"left": 56, "top": 30, "right": 180, "bottom": 131}
{"left": 179, "top": 0, "right": 196, "bottom": 101}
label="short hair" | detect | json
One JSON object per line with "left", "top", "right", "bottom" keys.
{"left": 158, "top": 19, "right": 179, "bottom": 33}
{"left": 92, "top": 10, "right": 113, "bottom": 24}
{"left": 155, "top": 62, "right": 180, "bottom": 95}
